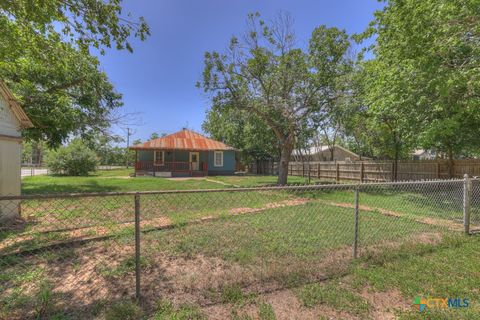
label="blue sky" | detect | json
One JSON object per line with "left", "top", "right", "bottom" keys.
{"left": 97, "top": 0, "right": 384, "bottom": 145}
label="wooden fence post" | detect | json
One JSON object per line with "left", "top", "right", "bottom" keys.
{"left": 336, "top": 163, "right": 340, "bottom": 182}
{"left": 360, "top": 162, "right": 364, "bottom": 183}
{"left": 317, "top": 163, "right": 321, "bottom": 179}
{"left": 308, "top": 162, "right": 311, "bottom": 183}
{"left": 302, "top": 162, "right": 305, "bottom": 177}
{"left": 391, "top": 162, "right": 395, "bottom": 182}
{"left": 436, "top": 162, "right": 440, "bottom": 179}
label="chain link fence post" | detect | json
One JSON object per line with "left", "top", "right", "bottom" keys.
{"left": 134, "top": 192, "right": 141, "bottom": 302}
{"left": 353, "top": 185, "right": 360, "bottom": 258}
{"left": 463, "top": 174, "right": 472, "bottom": 235}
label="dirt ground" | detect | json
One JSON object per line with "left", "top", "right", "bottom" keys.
{"left": 1, "top": 230, "right": 442, "bottom": 319}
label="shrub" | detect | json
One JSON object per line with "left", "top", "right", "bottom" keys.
{"left": 46, "top": 139, "right": 99, "bottom": 176}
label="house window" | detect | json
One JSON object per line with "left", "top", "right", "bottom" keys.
{"left": 214, "top": 151, "right": 223, "bottom": 167}
{"left": 154, "top": 150, "right": 164, "bottom": 164}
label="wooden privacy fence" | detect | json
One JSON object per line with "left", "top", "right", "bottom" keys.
{"left": 249, "top": 160, "right": 480, "bottom": 182}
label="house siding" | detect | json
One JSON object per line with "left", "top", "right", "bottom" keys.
{"left": 138, "top": 150, "right": 153, "bottom": 161}
{"left": 207, "top": 150, "right": 235, "bottom": 175}
{"left": 136, "top": 150, "right": 236, "bottom": 175}
{"left": 0, "top": 93, "right": 22, "bottom": 222}
{"left": 0, "top": 95, "right": 20, "bottom": 137}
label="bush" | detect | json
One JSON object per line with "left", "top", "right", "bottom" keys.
{"left": 46, "top": 139, "right": 99, "bottom": 176}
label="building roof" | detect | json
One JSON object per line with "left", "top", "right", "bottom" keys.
{"left": 129, "top": 129, "right": 235, "bottom": 151}
{"left": 293, "top": 145, "right": 360, "bottom": 158}
{"left": 412, "top": 149, "right": 426, "bottom": 156}
{"left": 0, "top": 80, "right": 33, "bottom": 128}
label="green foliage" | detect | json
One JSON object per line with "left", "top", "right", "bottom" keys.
{"left": 34, "top": 281, "right": 55, "bottom": 319}
{"left": 0, "top": 1, "right": 149, "bottom": 54}
{"left": 86, "top": 133, "right": 129, "bottom": 166}
{"left": 199, "top": 12, "right": 352, "bottom": 184}
{"left": 21, "top": 140, "right": 48, "bottom": 165}
{"left": 0, "top": 1, "right": 149, "bottom": 147}
{"left": 46, "top": 139, "right": 99, "bottom": 176}
{"left": 221, "top": 284, "right": 245, "bottom": 303}
{"left": 357, "top": 0, "right": 480, "bottom": 159}
{"left": 203, "top": 102, "right": 278, "bottom": 162}
{"left": 258, "top": 302, "right": 276, "bottom": 320}
{"left": 152, "top": 299, "right": 206, "bottom": 320}
{"left": 297, "top": 282, "right": 370, "bottom": 316}
{"left": 105, "top": 301, "right": 142, "bottom": 320}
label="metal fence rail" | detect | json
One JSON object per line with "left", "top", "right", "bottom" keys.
{"left": 0, "top": 176, "right": 478, "bottom": 319}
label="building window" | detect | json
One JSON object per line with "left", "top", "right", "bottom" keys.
{"left": 154, "top": 150, "right": 164, "bottom": 164}
{"left": 214, "top": 151, "right": 223, "bottom": 167}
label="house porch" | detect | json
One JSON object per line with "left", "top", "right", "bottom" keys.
{"left": 134, "top": 149, "right": 208, "bottom": 177}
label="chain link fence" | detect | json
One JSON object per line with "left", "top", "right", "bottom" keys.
{"left": 0, "top": 177, "right": 478, "bottom": 318}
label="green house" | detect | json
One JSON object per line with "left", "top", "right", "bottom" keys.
{"left": 130, "top": 129, "right": 236, "bottom": 177}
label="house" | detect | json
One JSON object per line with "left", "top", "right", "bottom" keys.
{"left": 0, "top": 80, "right": 33, "bottom": 223}
{"left": 130, "top": 129, "right": 236, "bottom": 177}
{"left": 293, "top": 145, "right": 368, "bottom": 162}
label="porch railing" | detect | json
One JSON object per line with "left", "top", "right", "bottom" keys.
{"left": 134, "top": 161, "right": 207, "bottom": 172}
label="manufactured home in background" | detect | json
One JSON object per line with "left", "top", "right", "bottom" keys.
{"left": 130, "top": 129, "right": 236, "bottom": 177}
{"left": 0, "top": 80, "right": 33, "bottom": 223}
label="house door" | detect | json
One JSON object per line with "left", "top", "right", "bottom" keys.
{"left": 189, "top": 152, "right": 200, "bottom": 171}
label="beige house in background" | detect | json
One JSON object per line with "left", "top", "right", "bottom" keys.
{"left": 0, "top": 81, "right": 33, "bottom": 223}
{"left": 293, "top": 145, "right": 368, "bottom": 162}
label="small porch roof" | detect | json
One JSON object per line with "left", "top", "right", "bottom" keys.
{"left": 129, "top": 129, "right": 235, "bottom": 151}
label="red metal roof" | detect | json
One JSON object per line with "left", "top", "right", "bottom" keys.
{"left": 129, "top": 129, "right": 235, "bottom": 151}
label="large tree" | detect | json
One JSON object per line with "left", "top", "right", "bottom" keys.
{"left": 359, "top": 0, "right": 480, "bottom": 175}
{"left": 198, "top": 13, "right": 351, "bottom": 184}
{"left": 0, "top": 0, "right": 149, "bottom": 147}
{"left": 203, "top": 100, "right": 278, "bottom": 163}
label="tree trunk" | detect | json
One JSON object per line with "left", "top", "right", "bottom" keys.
{"left": 277, "top": 143, "right": 293, "bottom": 185}
{"left": 329, "top": 147, "right": 334, "bottom": 161}
{"left": 448, "top": 148, "right": 454, "bottom": 178}
{"left": 394, "top": 145, "right": 399, "bottom": 182}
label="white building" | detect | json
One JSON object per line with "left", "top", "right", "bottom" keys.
{"left": 0, "top": 81, "right": 33, "bottom": 223}
{"left": 411, "top": 149, "right": 437, "bottom": 160}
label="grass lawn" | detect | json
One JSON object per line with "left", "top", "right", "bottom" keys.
{"left": 290, "top": 234, "right": 480, "bottom": 320}
{"left": 21, "top": 169, "right": 319, "bottom": 194}
{"left": 206, "top": 175, "right": 318, "bottom": 187}
{"left": 21, "top": 169, "right": 226, "bottom": 194}
{"left": 1, "top": 170, "right": 475, "bottom": 319}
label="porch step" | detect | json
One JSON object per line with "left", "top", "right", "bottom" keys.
{"left": 134, "top": 171, "right": 153, "bottom": 177}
